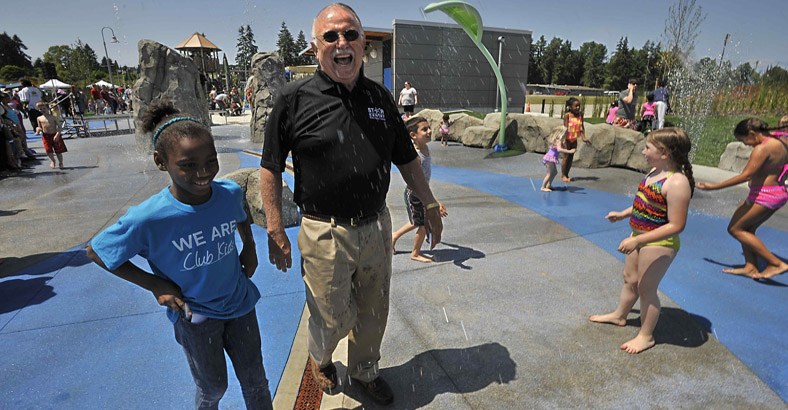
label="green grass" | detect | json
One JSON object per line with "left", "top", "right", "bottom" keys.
{"left": 667, "top": 115, "right": 781, "bottom": 166}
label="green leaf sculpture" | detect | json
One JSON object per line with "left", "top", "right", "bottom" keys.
{"left": 424, "top": 1, "right": 507, "bottom": 148}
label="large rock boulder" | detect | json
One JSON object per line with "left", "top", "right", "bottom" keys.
{"left": 718, "top": 141, "right": 752, "bottom": 173}
{"left": 461, "top": 125, "right": 497, "bottom": 148}
{"left": 510, "top": 113, "right": 648, "bottom": 171}
{"left": 408, "top": 110, "right": 651, "bottom": 171}
{"left": 221, "top": 168, "right": 300, "bottom": 228}
{"left": 249, "top": 52, "right": 287, "bottom": 144}
{"left": 610, "top": 126, "right": 648, "bottom": 171}
{"left": 133, "top": 39, "right": 210, "bottom": 152}
{"left": 502, "top": 114, "right": 563, "bottom": 152}
{"left": 448, "top": 114, "right": 483, "bottom": 143}
{"left": 412, "top": 109, "right": 483, "bottom": 143}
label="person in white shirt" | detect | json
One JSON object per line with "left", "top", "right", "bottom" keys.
{"left": 397, "top": 81, "right": 418, "bottom": 118}
{"left": 18, "top": 78, "right": 44, "bottom": 130}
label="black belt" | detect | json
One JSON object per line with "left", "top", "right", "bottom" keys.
{"left": 301, "top": 206, "right": 384, "bottom": 227}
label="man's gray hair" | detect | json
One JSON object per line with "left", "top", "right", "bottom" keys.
{"left": 311, "top": 3, "right": 363, "bottom": 40}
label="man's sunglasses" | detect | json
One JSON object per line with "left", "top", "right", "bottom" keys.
{"left": 320, "top": 29, "right": 360, "bottom": 43}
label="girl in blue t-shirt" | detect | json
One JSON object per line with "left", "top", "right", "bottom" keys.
{"left": 86, "top": 100, "right": 272, "bottom": 409}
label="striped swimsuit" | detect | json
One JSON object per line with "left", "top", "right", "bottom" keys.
{"left": 631, "top": 172, "right": 672, "bottom": 231}
{"left": 630, "top": 171, "right": 680, "bottom": 250}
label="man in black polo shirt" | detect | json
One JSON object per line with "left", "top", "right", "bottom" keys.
{"left": 258, "top": 3, "right": 443, "bottom": 406}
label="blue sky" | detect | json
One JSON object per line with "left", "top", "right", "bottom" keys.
{"left": 7, "top": 0, "right": 787, "bottom": 73}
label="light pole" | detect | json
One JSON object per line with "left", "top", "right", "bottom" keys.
{"left": 719, "top": 33, "right": 730, "bottom": 68}
{"left": 101, "top": 26, "right": 119, "bottom": 88}
{"left": 495, "top": 36, "right": 504, "bottom": 112}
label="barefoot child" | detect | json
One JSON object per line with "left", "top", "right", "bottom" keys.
{"left": 392, "top": 116, "right": 448, "bottom": 262}
{"left": 85, "top": 101, "right": 273, "bottom": 408}
{"left": 35, "top": 101, "right": 67, "bottom": 169}
{"left": 590, "top": 127, "right": 694, "bottom": 354}
{"left": 561, "top": 97, "right": 590, "bottom": 182}
{"left": 439, "top": 114, "right": 453, "bottom": 147}
{"left": 541, "top": 125, "right": 576, "bottom": 192}
{"left": 696, "top": 118, "right": 788, "bottom": 279}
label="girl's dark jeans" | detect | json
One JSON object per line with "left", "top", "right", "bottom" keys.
{"left": 173, "top": 308, "right": 273, "bottom": 410}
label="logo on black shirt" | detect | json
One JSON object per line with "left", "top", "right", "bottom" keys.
{"left": 368, "top": 107, "right": 385, "bottom": 121}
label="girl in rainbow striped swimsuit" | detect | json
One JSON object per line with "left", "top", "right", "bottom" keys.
{"left": 590, "top": 128, "right": 694, "bottom": 354}
{"left": 697, "top": 118, "right": 788, "bottom": 279}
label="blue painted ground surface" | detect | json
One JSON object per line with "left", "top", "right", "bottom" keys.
{"left": 0, "top": 224, "right": 304, "bottom": 409}
{"left": 1, "top": 150, "right": 786, "bottom": 407}
{"left": 429, "top": 164, "right": 788, "bottom": 401}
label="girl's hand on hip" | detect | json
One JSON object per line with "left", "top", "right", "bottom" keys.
{"left": 152, "top": 279, "right": 185, "bottom": 312}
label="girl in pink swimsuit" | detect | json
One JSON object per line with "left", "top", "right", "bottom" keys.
{"left": 697, "top": 118, "right": 788, "bottom": 279}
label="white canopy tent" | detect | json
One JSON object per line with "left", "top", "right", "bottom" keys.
{"left": 93, "top": 80, "right": 119, "bottom": 88}
{"left": 39, "top": 79, "right": 72, "bottom": 89}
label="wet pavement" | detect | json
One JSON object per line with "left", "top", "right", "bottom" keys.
{"left": 1, "top": 126, "right": 786, "bottom": 409}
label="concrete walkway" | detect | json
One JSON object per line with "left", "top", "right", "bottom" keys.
{"left": 1, "top": 126, "right": 786, "bottom": 409}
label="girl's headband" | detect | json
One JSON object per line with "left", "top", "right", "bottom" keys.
{"left": 152, "top": 116, "right": 205, "bottom": 146}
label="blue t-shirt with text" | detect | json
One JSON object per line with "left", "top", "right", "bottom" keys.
{"left": 91, "top": 179, "right": 260, "bottom": 323}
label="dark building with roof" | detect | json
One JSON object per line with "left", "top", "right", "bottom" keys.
{"left": 359, "top": 20, "right": 531, "bottom": 112}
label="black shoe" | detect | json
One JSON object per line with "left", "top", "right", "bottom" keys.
{"left": 310, "top": 358, "right": 337, "bottom": 392}
{"left": 352, "top": 376, "right": 393, "bottom": 405}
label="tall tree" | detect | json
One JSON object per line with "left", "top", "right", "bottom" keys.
{"left": 579, "top": 42, "right": 607, "bottom": 88}
{"left": 527, "top": 35, "right": 546, "bottom": 84}
{"left": 69, "top": 39, "right": 100, "bottom": 85}
{"left": 760, "top": 66, "right": 788, "bottom": 87}
{"left": 552, "top": 40, "right": 574, "bottom": 85}
{"left": 42, "top": 45, "right": 72, "bottom": 79}
{"left": 663, "top": 0, "right": 706, "bottom": 63}
{"left": 540, "top": 37, "right": 562, "bottom": 85}
{"left": 295, "top": 30, "right": 311, "bottom": 65}
{"left": 0, "top": 32, "right": 32, "bottom": 70}
{"left": 732, "top": 62, "right": 758, "bottom": 86}
{"left": 635, "top": 40, "right": 662, "bottom": 90}
{"left": 235, "top": 25, "right": 258, "bottom": 74}
{"left": 100, "top": 56, "right": 118, "bottom": 75}
{"left": 604, "top": 37, "right": 635, "bottom": 90}
{"left": 0, "top": 65, "right": 27, "bottom": 82}
{"left": 276, "top": 22, "right": 297, "bottom": 66}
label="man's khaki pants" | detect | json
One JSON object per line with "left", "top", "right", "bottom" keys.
{"left": 297, "top": 209, "right": 392, "bottom": 383}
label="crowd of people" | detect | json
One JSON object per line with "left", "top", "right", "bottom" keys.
{"left": 0, "top": 78, "right": 138, "bottom": 175}
{"left": 607, "top": 77, "right": 671, "bottom": 133}
{"left": 209, "top": 85, "right": 246, "bottom": 116}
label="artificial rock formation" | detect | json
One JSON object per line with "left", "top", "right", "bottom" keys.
{"left": 414, "top": 110, "right": 650, "bottom": 172}
{"left": 249, "top": 52, "right": 287, "bottom": 144}
{"left": 718, "top": 142, "right": 752, "bottom": 173}
{"left": 133, "top": 39, "right": 209, "bottom": 152}
{"left": 221, "top": 168, "right": 300, "bottom": 228}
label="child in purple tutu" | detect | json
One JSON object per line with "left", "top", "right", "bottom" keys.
{"left": 541, "top": 125, "right": 576, "bottom": 192}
